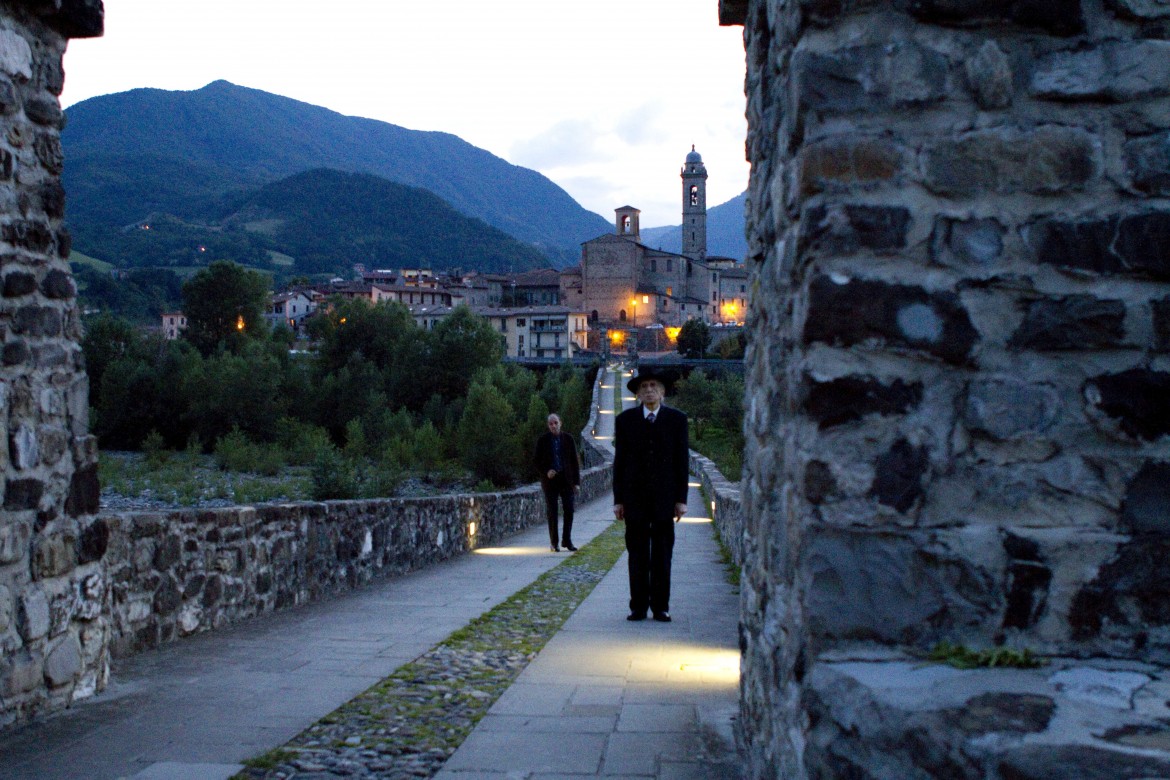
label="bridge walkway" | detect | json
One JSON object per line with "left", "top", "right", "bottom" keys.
{"left": 0, "top": 365, "right": 741, "bottom": 779}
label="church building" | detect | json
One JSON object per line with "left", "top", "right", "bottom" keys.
{"left": 561, "top": 147, "right": 732, "bottom": 329}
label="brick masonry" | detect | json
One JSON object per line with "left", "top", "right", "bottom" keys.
{"left": 725, "top": 0, "right": 1170, "bottom": 776}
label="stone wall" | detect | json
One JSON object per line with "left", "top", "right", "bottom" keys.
{"left": 725, "top": 0, "right": 1170, "bottom": 776}
{"left": 102, "top": 465, "right": 612, "bottom": 658}
{"left": 0, "top": 0, "right": 104, "bottom": 729}
{"left": 689, "top": 450, "right": 744, "bottom": 565}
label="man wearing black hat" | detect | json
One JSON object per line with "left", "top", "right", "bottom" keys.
{"left": 613, "top": 366, "right": 689, "bottom": 622}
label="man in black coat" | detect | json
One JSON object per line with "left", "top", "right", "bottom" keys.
{"left": 613, "top": 367, "right": 689, "bottom": 622}
{"left": 534, "top": 413, "right": 581, "bottom": 552}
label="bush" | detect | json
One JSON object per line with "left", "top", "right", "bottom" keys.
{"left": 213, "top": 428, "right": 285, "bottom": 476}
{"left": 310, "top": 447, "right": 359, "bottom": 500}
{"left": 275, "top": 418, "right": 333, "bottom": 466}
{"left": 141, "top": 429, "right": 170, "bottom": 468}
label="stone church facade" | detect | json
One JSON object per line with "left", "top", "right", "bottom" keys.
{"left": 561, "top": 148, "right": 728, "bottom": 328}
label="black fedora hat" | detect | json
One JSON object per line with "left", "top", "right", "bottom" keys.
{"left": 626, "top": 366, "right": 677, "bottom": 394}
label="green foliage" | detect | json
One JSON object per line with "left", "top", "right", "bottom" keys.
{"left": 672, "top": 370, "right": 744, "bottom": 482}
{"left": 310, "top": 447, "right": 359, "bottom": 500}
{"left": 715, "top": 331, "right": 746, "bottom": 360}
{"left": 428, "top": 306, "right": 505, "bottom": 400}
{"left": 74, "top": 266, "right": 184, "bottom": 323}
{"left": 674, "top": 370, "right": 717, "bottom": 437}
{"left": 458, "top": 381, "right": 520, "bottom": 486}
{"left": 181, "top": 261, "right": 271, "bottom": 355}
{"left": 141, "top": 430, "right": 169, "bottom": 469}
{"left": 928, "top": 642, "right": 1046, "bottom": 669}
{"left": 275, "top": 418, "right": 333, "bottom": 466}
{"left": 213, "top": 428, "right": 285, "bottom": 476}
{"left": 676, "top": 319, "right": 712, "bottom": 359}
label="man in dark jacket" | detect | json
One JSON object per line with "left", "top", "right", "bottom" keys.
{"left": 534, "top": 413, "right": 581, "bottom": 552}
{"left": 613, "top": 367, "right": 689, "bottom": 622}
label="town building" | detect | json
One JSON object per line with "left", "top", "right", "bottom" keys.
{"left": 161, "top": 312, "right": 186, "bottom": 340}
{"left": 561, "top": 147, "right": 747, "bottom": 337}
{"left": 410, "top": 304, "right": 589, "bottom": 360}
{"left": 265, "top": 290, "right": 316, "bottom": 333}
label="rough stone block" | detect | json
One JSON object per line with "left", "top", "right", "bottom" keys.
{"left": 33, "top": 133, "right": 63, "bottom": 174}
{"left": 870, "top": 439, "right": 930, "bottom": 512}
{"left": 40, "top": 268, "right": 73, "bottom": 299}
{"left": 1085, "top": 369, "right": 1170, "bottom": 441}
{"left": 1031, "top": 41, "right": 1170, "bottom": 102}
{"left": 1154, "top": 296, "right": 1170, "bottom": 351}
{"left": 13, "top": 305, "right": 63, "bottom": 338}
{"left": 930, "top": 216, "right": 1005, "bottom": 268}
{"left": 803, "top": 275, "right": 979, "bottom": 365}
{"left": 3, "top": 271, "right": 36, "bottom": 297}
{"left": 34, "top": 532, "right": 76, "bottom": 578}
{"left": 38, "top": 181, "right": 65, "bottom": 219}
{"left": 965, "top": 378, "right": 1061, "bottom": 440}
{"left": 1, "top": 220, "right": 53, "bottom": 253}
{"left": 965, "top": 40, "right": 1013, "bottom": 109}
{"left": 1030, "top": 212, "right": 1170, "bottom": 280}
{"left": 76, "top": 518, "right": 108, "bottom": 564}
{"left": 804, "top": 374, "right": 923, "bottom": 429}
{"left": 4, "top": 478, "right": 44, "bottom": 511}
{"left": 44, "top": 0, "right": 106, "bottom": 39}
{"left": 1107, "top": 0, "right": 1170, "bottom": 18}
{"left": 795, "top": 42, "right": 947, "bottom": 115}
{"left": 1008, "top": 296, "right": 1126, "bottom": 351}
{"left": 0, "top": 28, "right": 33, "bottom": 80}
{"left": 0, "top": 519, "right": 30, "bottom": 564}
{"left": 1121, "top": 461, "right": 1170, "bottom": 535}
{"left": 1, "top": 651, "right": 43, "bottom": 697}
{"left": 65, "top": 464, "right": 100, "bottom": 517}
{"left": 1003, "top": 559, "right": 1052, "bottom": 629}
{"left": 18, "top": 587, "right": 49, "bottom": 642}
{"left": 0, "top": 584, "right": 10, "bottom": 633}
{"left": 796, "top": 136, "right": 904, "bottom": 196}
{"left": 804, "top": 460, "right": 838, "bottom": 504}
{"left": 900, "top": 0, "right": 1085, "bottom": 34}
{"left": 152, "top": 534, "right": 181, "bottom": 570}
{"left": 43, "top": 633, "right": 81, "bottom": 687}
{"left": 805, "top": 530, "right": 998, "bottom": 644}
{"left": 800, "top": 203, "right": 910, "bottom": 256}
{"left": 1069, "top": 536, "right": 1170, "bottom": 641}
{"left": 0, "top": 75, "right": 16, "bottom": 115}
{"left": 922, "top": 126, "right": 1098, "bottom": 195}
{"left": 1125, "top": 132, "right": 1170, "bottom": 195}
{"left": 1000, "top": 744, "right": 1170, "bottom": 779}
{"left": 153, "top": 576, "right": 182, "bottom": 616}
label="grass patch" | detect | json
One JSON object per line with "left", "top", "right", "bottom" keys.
{"left": 232, "top": 521, "right": 628, "bottom": 779}
{"left": 928, "top": 642, "right": 1046, "bottom": 670}
{"left": 240, "top": 749, "right": 297, "bottom": 770}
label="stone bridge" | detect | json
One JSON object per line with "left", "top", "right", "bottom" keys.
{"left": 3, "top": 0, "right": 1170, "bottom": 778}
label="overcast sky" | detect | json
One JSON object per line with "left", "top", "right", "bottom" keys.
{"left": 60, "top": 0, "right": 749, "bottom": 228}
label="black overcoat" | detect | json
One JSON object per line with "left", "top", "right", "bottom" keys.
{"left": 534, "top": 431, "right": 580, "bottom": 488}
{"left": 612, "top": 405, "right": 689, "bottom": 521}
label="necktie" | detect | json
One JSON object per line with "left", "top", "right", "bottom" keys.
{"left": 647, "top": 412, "right": 656, "bottom": 423}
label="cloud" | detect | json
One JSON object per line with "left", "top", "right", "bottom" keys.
{"left": 509, "top": 119, "right": 604, "bottom": 169}
{"left": 613, "top": 102, "right": 669, "bottom": 146}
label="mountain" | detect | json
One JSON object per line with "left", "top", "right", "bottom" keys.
{"left": 639, "top": 191, "right": 748, "bottom": 260}
{"left": 73, "top": 168, "right": 552, "bottom": 277}
{"left": 61, "top": 80, "right": 611, "bottom": 267}
{"left": 221, "top": 169, "right": 552, "bottom": 275}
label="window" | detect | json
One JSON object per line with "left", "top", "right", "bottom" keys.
{"left": 712, "top": 273, "right": 717, "bottom": 283}
{"left": 690, "top": 185, "right": 699, "bottom": 206}
{"left": 687, "top": 261, "right": 692, "bottom": 277}
{"left": 517, "top": 318, "right": 526, "bottom": 326}
{"left": 619, "top": 310, "right": 627, "bottom": 322}
{"left": 591, "top": 310, "right": 598, "bottom": 322}
{"left": 651, "top": 258, "right": 657, "bottom": 272}
{"left": 667, "top": 259, "right": 672, "bottom": 272}
{"left": 518, "top": 334, "right": 524, "bottom": 346}
{"left": 712, "top": 292, "right": 717, "bottom": 301}
{"left": 741, "top": 285, "right": 746, "bottom": 293}
{"left": 666, "top": 286, "right": 672, "bottom": 296}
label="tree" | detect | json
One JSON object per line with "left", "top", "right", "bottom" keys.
{"left": 674, "top": 370, "right": 716, "bottom": 438}
{"left": 676, "top": 319, "right": 711, "bottom": 359}
{"left": 427, "top": 306, "right": 505, "bottom": 400}
{"left": 181, "top": 261, "right": 271, "bottom": 355}
{"left": 458, "top": 380, "right": 520, "bottom": 485}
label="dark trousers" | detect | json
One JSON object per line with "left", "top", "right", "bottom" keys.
{"left": 625, "top": 513, "right": 675, "bottom": 616}
{"left": 542, "top": 475, "right": 575, "bottom": 547}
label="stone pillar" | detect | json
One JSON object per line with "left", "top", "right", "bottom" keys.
{"left": 1, "top": 0, "right": 104, "bottom": 728}
{"left": 730, "top": 0, "right": 1170, "bottom": 775}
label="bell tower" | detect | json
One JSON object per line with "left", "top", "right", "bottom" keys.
{"left": 681, "top": 145, "right": 707, "bottom": 261}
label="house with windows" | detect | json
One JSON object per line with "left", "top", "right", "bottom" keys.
{"left": 265, "top": 290, "right": 316, "bottom": 333}
{"left": 410, "top": 304, "right": 589, "bottom": 360}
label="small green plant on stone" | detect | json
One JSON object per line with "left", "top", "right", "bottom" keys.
{"left": 928, "top": 642, "right": 1046, "bottom": 669}
{"left": 236, "top": 748, "right": 298, "bottom": 773}
{"left": 141, "top": 429, "right": 170, "bottom": 468}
